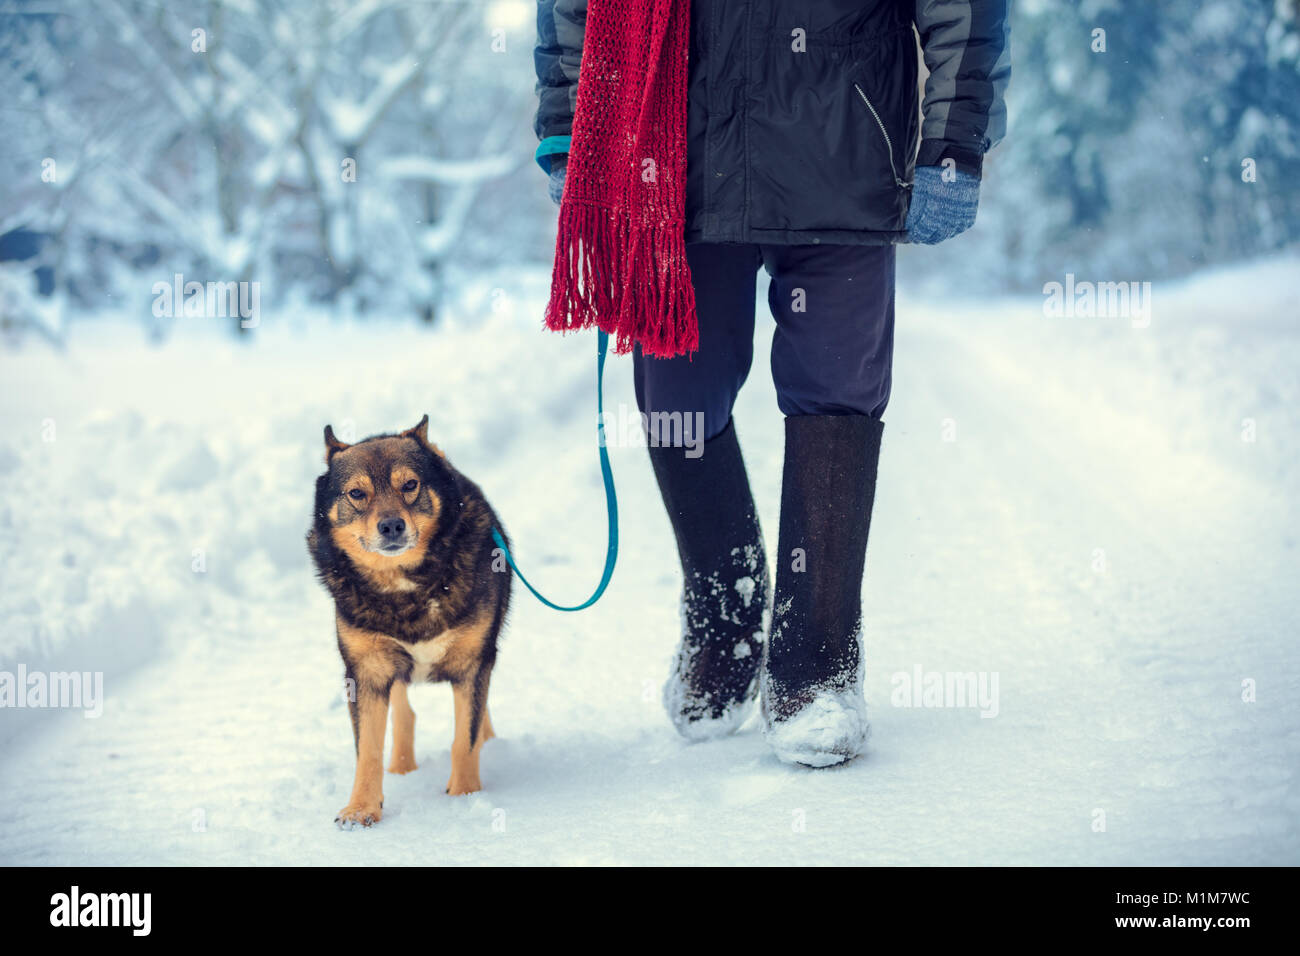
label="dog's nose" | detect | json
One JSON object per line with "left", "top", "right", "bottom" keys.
{"left": 377, "top": 516, "right": 406, "bottom": 540}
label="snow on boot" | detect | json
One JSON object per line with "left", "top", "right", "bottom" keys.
{"left": 762, "top": 415, "right": 883, "bottom": 767}
{"left": 650, "top": 419, "right": 770, "bottom": 740}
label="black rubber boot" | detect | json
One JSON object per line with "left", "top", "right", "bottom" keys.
{"left": 761, "top": 415, "right": 883, "bottom": 766}
{"left": 649, "top": 419, "right": 770, "bottom": 739}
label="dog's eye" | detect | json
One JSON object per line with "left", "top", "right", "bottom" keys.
{"left": 347, "top": 488, "right": 366, "bottom": 501}
{"left": 402, "top": 479, "right": 418, "bottom": 494}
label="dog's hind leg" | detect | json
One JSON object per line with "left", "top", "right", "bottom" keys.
{"left": 446, "top": 668, "right": 491, "bottom": 796}
{"left": 387, "top": 681, "right": 418, "bottom": 774}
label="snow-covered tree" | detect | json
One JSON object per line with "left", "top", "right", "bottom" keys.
{"left": 902, "top": 0, "right": 1300, "bottom": 292}
{"left": 0, "top": 0, "right": 539, "bottom": 337}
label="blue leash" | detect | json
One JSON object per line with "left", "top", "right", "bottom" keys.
{"left": 490, "top": 330, "right": 618, "bottom": 611}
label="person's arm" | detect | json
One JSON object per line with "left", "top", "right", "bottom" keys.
{"left": 905, "top": 0, "right": 1010, "bottom": 243}
{"left": 913, "top": 0, "right": 1011, "bottom": 178}
{"left": 533, "top": 0, "right": 587, "bottom": 175}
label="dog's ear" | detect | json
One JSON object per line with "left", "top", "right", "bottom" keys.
{"left": 323, "top": 425, "right": 351, "bottom": 464}
{"left": 401, "top": 414, "right": 429, "bottom": 443}
{"left": 401, "top": 414, "right": 446, "bottom": 459}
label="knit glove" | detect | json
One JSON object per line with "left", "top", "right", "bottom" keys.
{"left": 548, "top": 155, "right": 567, "bottom": 206}
{"left": 904, "top": 165, "right": 980, "bottom": 245}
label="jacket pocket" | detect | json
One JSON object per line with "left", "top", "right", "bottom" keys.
{"left": 851, "top": 82, "right": 912, "bottom": 191}
{"left": 843, "top": 29, "right": 919, "bottom": 232}
{"left": 744, "top": 30, "right": 917, "bottom": 235}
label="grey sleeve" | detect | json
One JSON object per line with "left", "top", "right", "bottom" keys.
{"left": 913, "top": 0, "right": 1011, "bottom": 177}
{"left": 534, "top": 0, "right": 587, "bottom": 142}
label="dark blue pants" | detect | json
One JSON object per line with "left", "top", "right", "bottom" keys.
{"left": 633, "top": 242, "right": 896, "bottom": 442}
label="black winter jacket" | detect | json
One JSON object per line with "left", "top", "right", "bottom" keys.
{"left": 534, "top": 0, "right": 1009, "bottom": 246}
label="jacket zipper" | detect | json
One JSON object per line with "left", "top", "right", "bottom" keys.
{"left": 853, "top": 82, "right": 912, "bottom": 189}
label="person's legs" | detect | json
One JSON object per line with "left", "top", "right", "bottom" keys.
{"left": 634, "top": 242, "right": 772, "bottom": 739}
{"left": 758, "top": 243, "right": 895, "bottom": 766}
{"left": 633, "top": 242, "right": 762, "bottom": 443}
{"left": 765, "top": 243, "right": 895, "bottom": 419}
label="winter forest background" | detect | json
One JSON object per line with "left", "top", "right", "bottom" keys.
{"left": 1, "top": 0, "right": 1298, "bottom": 338}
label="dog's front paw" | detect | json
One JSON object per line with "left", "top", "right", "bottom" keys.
{"left": 335, "top": 802, "right": 383, "bottom": 829}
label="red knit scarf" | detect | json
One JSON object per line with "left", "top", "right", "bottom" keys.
{"left": 544, "top": 0, "right": 698, "bottom": 358}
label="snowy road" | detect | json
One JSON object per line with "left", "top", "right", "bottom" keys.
{"left": 1, "top": 258, "right": 1297, "bottom": 865}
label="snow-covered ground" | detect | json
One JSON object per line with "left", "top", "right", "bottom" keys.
{"left": 1, "top": 255, "right": 1297, "bottom": 865}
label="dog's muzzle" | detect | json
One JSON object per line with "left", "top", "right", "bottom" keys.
{"left": 371, "top": 515, "right": 415, "bottom": 556}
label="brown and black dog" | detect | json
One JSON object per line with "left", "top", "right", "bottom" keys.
{"left": 307, "top": 415, "right": 510, "bottom": 828}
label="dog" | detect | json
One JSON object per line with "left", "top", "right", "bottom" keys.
{"left": 307, "top": 415, "right": 510, "bottom": 828}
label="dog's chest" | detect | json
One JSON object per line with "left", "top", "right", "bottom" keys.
{"left": 396, "top": 632, "right": 451, "bottom": 683}
{"left": 390, "top": 603, "right": 488, "bottom": 684}
{"left": 392, "top": 597, "right": 453, "bottom": 681}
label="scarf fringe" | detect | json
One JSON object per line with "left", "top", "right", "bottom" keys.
{"left": 545, "top": 199, "right": 699, "bottom": 359}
